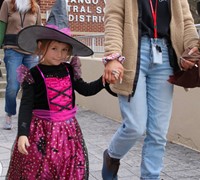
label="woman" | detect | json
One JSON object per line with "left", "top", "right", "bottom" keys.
{"left": 0, "top": 0, "right": 41, "bottom": 130}
{"left": 102, "top": 0, "right": 199, "bottom": 179}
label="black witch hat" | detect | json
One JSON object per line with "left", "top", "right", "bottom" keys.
{"left": 17, "top": 0, "right": 93, "bottom": 56}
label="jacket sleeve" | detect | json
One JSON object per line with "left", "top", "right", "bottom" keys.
{"left": 36, "top": 4, "right": 42, "bottom": 25}
{"left": 74, "top": 77, "right": 117, "bottom": 97}
{"left": 0, "top": 1, "right": 8, "bottom": 23}
{"left": 104, "top": 0, "right": 125, "bottom": 56}
{"left": 18, "top": 81, "right": 35, "bottom": 137}
{"left": 0, "top": 21, "right": 6, "bottom": 48}
{"left": 0, "top": 1, "right": 8, "bottom": 48}
{"left": 181, "top": 0, "right": 199, "bottom": 49}
{"left": 74, "top": 77, "right": 104, "bottom": 96}
{"left": 66, "top": 62, "right": 117, "bottom": 97}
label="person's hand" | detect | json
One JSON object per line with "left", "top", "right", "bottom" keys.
{"left": 102, "top": 60, "right": 124, "bottom": 85}
{"left": 180, "top": 58, "right": 197, "bottom": 70}
{"left": 188, "top": 46, "right": 199, "bottom": 55}
{"left": 180, "top": 47, "right": 199, "bottom": 71}
{"left": 18, "top": 136, "right": 30, "bottom": 155}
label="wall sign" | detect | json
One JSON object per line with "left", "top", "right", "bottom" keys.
{"left": 68, "top": 0, "right": 106, "bottom": 23}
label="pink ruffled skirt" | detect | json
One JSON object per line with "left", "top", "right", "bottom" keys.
{"left": 7, "top": 116, "right": 89, "bottom": 180}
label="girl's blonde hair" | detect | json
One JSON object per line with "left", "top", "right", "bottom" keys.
{"left": 10, "top": 0, "right": 38, "bottom": 14}
{"left": 35, "top": 40, "right": 73, "bottom": 63}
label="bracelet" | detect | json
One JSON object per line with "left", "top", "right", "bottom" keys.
{"left": 102, "top": 53, "right": 125, "bottom": 65}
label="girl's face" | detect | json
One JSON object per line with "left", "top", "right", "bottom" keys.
{"left": 41, "top": 41, "right": 71, "bottom": 66}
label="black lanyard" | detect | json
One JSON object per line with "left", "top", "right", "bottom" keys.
{"left": 149, "top": 0, "right": 158, "bottom": 39}
{"left": 19, "top": 12, "right": 26, "bottom": 28}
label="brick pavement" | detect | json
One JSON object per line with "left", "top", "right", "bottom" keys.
{"left": 0, "top": 98, "right": 200, "bottom": 180}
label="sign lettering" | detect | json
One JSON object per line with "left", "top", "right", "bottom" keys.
{"left": 68, "top": 0, "right": 106, "bottom": 23}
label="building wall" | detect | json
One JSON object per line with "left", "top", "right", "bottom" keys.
{"left": 77, "top": 57, "right": 200, "bottom": 152}
{"left": 38, "top": 0, "right": 105, "bottom": 34}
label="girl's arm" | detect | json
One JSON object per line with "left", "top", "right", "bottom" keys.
{"left": 68, "top": 58, "right": 117, "bottom": 96}
{"left": 74, "top": 76, "right": 105, "bottom": 96}
{"left": 17, "top": 81, "right": 34, "bottom": 154}
{"left": 18, "top": 81, "right": 35, "bottom": 137}
{"left": 74, "top": 76, "right": 117, "bottom": 97}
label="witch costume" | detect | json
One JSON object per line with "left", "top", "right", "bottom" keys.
{"left": 6, "top": 0, "right": 113, "bottom": 179}
{"left": 6, "top": 61, "right": 106, "bottom": 180}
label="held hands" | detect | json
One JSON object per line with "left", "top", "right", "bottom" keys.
{"left": 180, "top": 47, "right": 199, "bottom": 71}
{"left": 18, "top": 136, "right": 30, "bottom": 155}
{"left": 102, "top": 60, "right": 124, "bottom": 85}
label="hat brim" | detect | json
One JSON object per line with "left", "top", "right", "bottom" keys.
{"left": 17, "top": 25, "right": 94, "bottom": 56}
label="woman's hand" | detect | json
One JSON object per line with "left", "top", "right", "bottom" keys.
{"left": 180, "top": 47, "right": 199, "bottom": 71}
{"left": 188, "top": 46, "right": 199, "bottom": 55}
{"left": 180, "top": 57, "right": 197, "bottom": 70}
{"left": 18, "top": 136, "right": 30, "bottom": 155}
{"left": 102, "top": 60, "right": 124, "bottom": 85}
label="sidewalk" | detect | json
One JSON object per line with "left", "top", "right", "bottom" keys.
{"left": 0, "top": 98, "right": 200, "bottom": 180}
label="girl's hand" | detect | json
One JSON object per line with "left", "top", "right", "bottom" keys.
{"left": 18, "top": 136, "right": 30, "bottom": 155}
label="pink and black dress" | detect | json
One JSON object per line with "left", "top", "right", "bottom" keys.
{"left": 7, "top": 63, "right": 106, "bottom": 180}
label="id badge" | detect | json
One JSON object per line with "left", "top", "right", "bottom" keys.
{"left": 152, "top": 44, "right": 162, "bottom": 64}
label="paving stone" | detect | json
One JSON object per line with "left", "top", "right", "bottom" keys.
{"left": 0, "top": 98, "right": 200, "bottom": 179}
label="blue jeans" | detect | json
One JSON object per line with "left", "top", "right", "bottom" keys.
{"left": 108, "top": 37, "right": 173, "bottom": 180}
{"left": 3, "top": 49, "right": 38, "bottom": 115}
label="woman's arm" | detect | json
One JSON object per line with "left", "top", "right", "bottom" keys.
{"left": 36, "top": 5, "right": 42, "bottom": 25}
{"left": 0, "top": 21, "right": 6, "bottom": 48}
{"left": 104, "top": 0, "right": 125, "bottom": 56}
{"left": 181, "top": 0, "right": 199, "bottom": 48}
{"left": 0, "top": 1, "right": 8, "bottom": 48}
{"left": 103, "top": 0, "right": 125, "bottom": 84}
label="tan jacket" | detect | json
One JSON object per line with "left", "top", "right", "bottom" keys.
{"left": 104, "top": 0, "right": 199, "bottom": 96}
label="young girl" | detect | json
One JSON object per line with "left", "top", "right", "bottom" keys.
{"left": 5, "top": 23, "right": 117, "bottom": 180}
